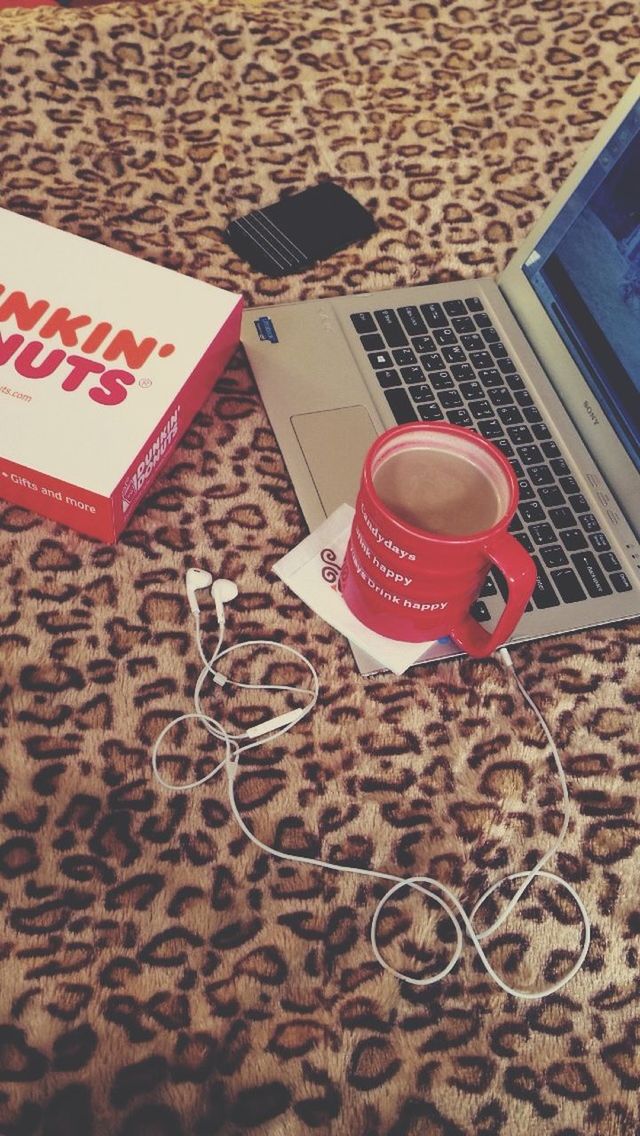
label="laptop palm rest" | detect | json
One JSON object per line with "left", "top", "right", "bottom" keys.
{"left": 290, "top": 405, "right": 378, "bottom": 518}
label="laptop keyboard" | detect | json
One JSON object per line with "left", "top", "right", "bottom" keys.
{"left": 350, "top": 298, "right": 633, "bottom": 618}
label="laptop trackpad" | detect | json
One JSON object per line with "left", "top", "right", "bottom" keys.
{"left": 291, "top": 406, "right": 378, "bottom": 517}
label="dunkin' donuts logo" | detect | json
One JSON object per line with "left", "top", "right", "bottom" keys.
{"left": 121, "top": 408, "right": 179, "bottom": 511}
{"left": 0, "top": 285, "right": 176, "bottom": 407}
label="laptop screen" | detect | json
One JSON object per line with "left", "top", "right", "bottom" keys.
{"left": 522, "top": 101, "right": 640, "bottom": 471}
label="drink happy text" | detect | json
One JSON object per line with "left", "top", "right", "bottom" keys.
{"left": 0, "top": 285, "right": 176, "bottom": 407}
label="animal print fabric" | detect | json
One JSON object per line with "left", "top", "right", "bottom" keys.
{"left": 0, "top": 0, "right": 639, "bottom": 1133}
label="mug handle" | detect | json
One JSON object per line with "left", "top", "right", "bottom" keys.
{"left": 452, "top": 531, "right": 537, "bottom": 658}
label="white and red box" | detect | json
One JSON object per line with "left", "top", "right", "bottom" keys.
{"left": 0, "top": 208, "right": 243, "bottom": 541}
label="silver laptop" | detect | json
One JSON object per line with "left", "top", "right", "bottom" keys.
{"left": 242, "top": 76, "right": 640, "bottom": 672}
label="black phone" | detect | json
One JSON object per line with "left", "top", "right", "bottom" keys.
{"left": 222, "top": 181, "right": 377, "bottom": 277}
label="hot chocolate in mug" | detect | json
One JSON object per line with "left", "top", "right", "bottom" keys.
{"left": 338, "top": 422, "right": 537, "bottom": 656}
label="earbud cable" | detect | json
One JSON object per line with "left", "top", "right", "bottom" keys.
{"left": 151, "top": 623, "right": 590, "bottom": 998}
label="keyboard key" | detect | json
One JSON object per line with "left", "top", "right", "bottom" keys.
{"left": 451, "top": 363, "right": 475, "bottom": 381}
{"left": 551, "top": 567, "right": 586, "bottom": 604}
{"left": 489, "top": 387, "right": 513, "bottom": 407}
{"left": 600, "top": 551, "right": 621, "bottom": 573}
{"left": 376, "top": 367, "right": 402, "bottom": 387}
{"left": 385, "top": 388, "right": 418, "bottom": 423}
{"left": 518, "top": 478, "right": 535, "bottom": 501}
{"left": 509, "top": 513, "right": 524, "bottom": 532}
{"left": 468, "top": 350, "right": 494, "bottom": 369}
{"left": 498, "top": 406, "right": 523, "bottom": 425}
{"left": 451, "top": 316, "right": 475, "bottom": 334}
{"left": 509, "top": 459, "right": 525, "bottom": 479}
{"left": 376, "top": 369, "right": 401, "bottom": 389}
{"left": 440, "top": 390, "right": 464, "bottom": 409}
{"left": 493, "top": 438, "right": 514, "bottom": 458}
{"left": 481, "top": 328, "right": 500, "bottom": 343}
{"left": 490, "top": 342, "right": 508, "bottom": 359}
{"left": 611, "top": 572, "right": 632, "bottom": 593}
{"left": 518, "top": 444, "right": 544, "bottom": 466}
{"left": 550, "top": 457, "right": 571, "bottom": 477}
{"left": 459, "top": 381, "right": 484, "bottom": 400}
{"left": 351, "top": 312, "right": 376, "bottom": 333}
{"left": 559, "top": 475, "right": 580, "bottom": 494}
{"left": 461, "top": 333, "right": 484, "bottom": 351}
{"left": 412, "top": 335, "right": 436, "bottom": 353}
{"left": 393, "top": 348, "right": 417, "bottom": 366}
{"left": 548, "top": 506, "right": 575, "bottom": 529}
{"left": 475, "top": 312, "right": 493, "bottom": 328}
{"left": 507, "top": 424, "right": 533, "bottom": 446}
{"left": 523, "top": 406, "right": 543, "bottom": 424}
{"left": 528, "top": 464, "right": 555, "bottom": 486}
{"left": 541, "top": 440, "right": 561, "bottom": 459}
{"left": 504, "top": 372, "right": 525, "bottom": 390}
{"left": 361, "top": 332, "right": 385, "bottom": 351}
{"left": 421, "top": 302, "right": 449, "bottom": 328}
{"left": 442, "top": 345, "right": 466, "bottom": 364}
{"left": 369, "top": 351, "right": 393, "bottom": 369}
{"left": 478, "top": 368, "right": 503, "bottom": 386}
{"left": 532, "top": 422, "right": 552, "bottom": 440}
{"left": 561, "top": 527, "right": 588, "bottom": 551}
{"left": 478, "top": 418, "right": 504, "bottom": 439}
{"left": 568, "top": 493, "right": 589, "bottom": 514}
{"left": 470, "top": 600, "right": 491, "bottom": 622}
{"left": 539, "top": 485, "right": 565, "bottom": 507}
{"left": 467, "top": 399, "right": 493, "bottom": 419}
{"left": 375, "top": 309, "right": 408, "bottom": 348}
{"left": 532, "top": 557, "right": 561, "bottom": 608}
{"left": 579, "top": 513, "right": 600, "bottom": 533}
{"left": 590, "top": 532, "right": 610, "bottom": 552}
{"left": 399, "top": 305, "right": 427, "bottom": 335}
{"left": 430, "top": 371, "right": 454, "bottom": 390}
{"left": 444, "top": 299, "right": 467, "bottom": 316}
{"left": 480, "top": 574, "right": 498, "bottom": 596}
{"left": 419, "top": 402, "right": 445, "bottom": 421}
{"left": 514, "top": 389, "right": 534, "bottom": 406}
{"left": 420, "top": 352, "right": 445, "bottom": 370}
{"left": 541, "top": 544, "right": 568, "bottom": 568}
{"left": 571, "top": 552, "right": 612, "bottom": 598}
{"left": 466, "top": 297, "right": 484, "bottom": 312}
{"left": 434, "top": 327, "right": 457, "bottom": 346}
{"left": 497, "top": 357, "right": 517, "bottom": 374}
{"left": 520, "top": 501, "right": 544, "bottom": 524}
{"left": 531, "top": 522, "right": 556, "bottom": 546}
{"left": 411, "top": 384, "right": 435, "bottom": 403}
{"left": 400, "top": 366, "right": 425, "bottom": 384}
{"left": 446, "top": 408, "right": 473, "bottom": 426}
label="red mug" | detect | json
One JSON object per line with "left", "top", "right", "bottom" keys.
{"left": 338, "top": 422, "right": 537, "bottom": 657}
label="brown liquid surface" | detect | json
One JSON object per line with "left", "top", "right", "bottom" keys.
{"left": 373, "top": 447, "right": 502, "bottom": 535}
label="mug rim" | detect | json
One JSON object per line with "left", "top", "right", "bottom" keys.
{"left": 362, "top": 422, "right": 520, "bottom": 544}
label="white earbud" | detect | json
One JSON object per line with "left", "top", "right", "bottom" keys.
{"left": 186, "top": 568, "right": 213, "bottom": 615}
{"left": 245, "top": 708, "right": 305, "bottom": 738}
{"left": 211, "top": 578, "right": 239, "bottom": 627}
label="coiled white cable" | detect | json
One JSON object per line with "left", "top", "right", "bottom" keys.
{"left": 151, "top": 617, "right": 590, "bottom": 998}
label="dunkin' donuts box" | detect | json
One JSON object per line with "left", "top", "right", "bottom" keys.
{"left": 0, "top": 208, "right": 243, "bottom": 541}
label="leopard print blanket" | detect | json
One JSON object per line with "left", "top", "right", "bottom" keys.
{"left": 1, "top": 1, "right": 639, "bottom": 1134}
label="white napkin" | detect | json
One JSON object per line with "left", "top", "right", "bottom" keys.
{"left": 273, "top": 504, "right": 440, "bottom": 675}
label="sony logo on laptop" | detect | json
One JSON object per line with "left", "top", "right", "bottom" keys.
{"left": 583, "top": 400, "right": 601, "bottom": 427}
